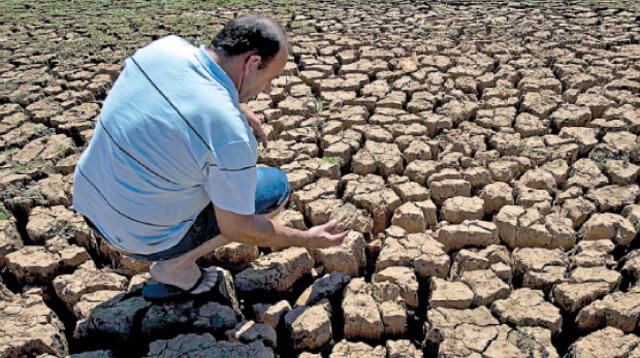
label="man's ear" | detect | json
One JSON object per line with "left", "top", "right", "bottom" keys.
{"left": 246, "top": 54, "right": 262, "bottom": 72}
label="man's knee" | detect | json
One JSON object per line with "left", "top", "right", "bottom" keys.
{"left": 255, "top": 166, "right": 290, "bottom": 216}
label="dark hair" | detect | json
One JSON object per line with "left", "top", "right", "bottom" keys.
{"left": 211, "top": 15, "right": 288, "bottom": 69}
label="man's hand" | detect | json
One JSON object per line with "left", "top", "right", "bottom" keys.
{"left": 238, "top": 103, "right": 268, "bottom": 148}
{"left": 305, "top": 219, "right": 349, "bottom": 248}
{"left": 215, "top": 206, "right": 348, "bottom": 251}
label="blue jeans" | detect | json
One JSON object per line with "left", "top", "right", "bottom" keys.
{"left": 89, "top": 167, "right": 290, "bottom": 262}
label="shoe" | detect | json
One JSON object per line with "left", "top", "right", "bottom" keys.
{"left": 142, "top": 266, "right": 222, "bottom": 302}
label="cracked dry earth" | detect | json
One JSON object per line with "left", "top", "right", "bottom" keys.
{"left": 2, "top": 0, "right": 640, "bottom": 357}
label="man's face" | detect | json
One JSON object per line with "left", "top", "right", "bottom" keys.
{"left": 238, "top": 46, "right": 288, "bottom": 103}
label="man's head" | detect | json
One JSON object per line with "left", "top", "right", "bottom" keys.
{"left": 211, "top": 15, "right": 289, "bottom": 102}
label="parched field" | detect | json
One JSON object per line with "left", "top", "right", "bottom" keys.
{"left": 2, "top": 0, "right": 640, "bottom": 357}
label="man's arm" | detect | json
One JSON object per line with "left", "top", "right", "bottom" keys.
{"left": 238, "top": 103, "right": 268, "bottom": 148}
{"left": 215, "top": 206, "right": 347, "bottom": 249}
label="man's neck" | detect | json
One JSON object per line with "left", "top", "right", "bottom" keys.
{"left": 206, "top": 47, "right": 242, "bottom": 93}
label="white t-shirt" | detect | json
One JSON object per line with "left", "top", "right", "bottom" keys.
{"left": 73, "top": 35, "right": 258, "bottom": 254}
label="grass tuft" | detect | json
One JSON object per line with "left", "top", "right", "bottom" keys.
{"left": 322, "top": 156, "right": 342, "bottom": 165}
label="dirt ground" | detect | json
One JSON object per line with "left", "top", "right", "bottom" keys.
{"left": 2, "top": 0, "right": 640, "bottom": 357}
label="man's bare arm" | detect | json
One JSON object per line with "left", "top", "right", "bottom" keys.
{"left": 215, "top": 206, "right": 347, "bottom": 249}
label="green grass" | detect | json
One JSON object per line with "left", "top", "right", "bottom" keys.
{"left": 51, "top": 144, "right": 69, "bottom": 154}
{"left": 11, "top": 160, "right": 43, "bottom": 173}
{"left": 518, "top": 141, "right": 529, "bottom": 152}
{"left": 32, "top": 126, "right": 56, "bottom": 136}
{"left": 322, "top": 156, "right": 342, "bottom": 165}
{"left": 306, "top": 121, "right": 326, "bottom": 131}
{"left": 272, "top": 0, "right": 293, "bottom": 8}
{"left": 315, "top": 98, "right": 327, "bottom": 113}
{"left": 0, "top": 82, "right": 19, "bottom": 96}
{"left": 0, "top": 0, "right": 230, "bottom": 32}
{"left": 0, "top": 203, "right": 10, "bottom": 221}
{"left": 590, "top": 147, "right": 629, "bottom": 169}
{"left": 212, "top": 0, "right": 256, "bottom": 4}
{"left": 1, "top": 148, "right": 16, "bottom": 157}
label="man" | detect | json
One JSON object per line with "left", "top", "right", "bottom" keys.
{"left": 73, "top": 15, "right": 348, "bottom": 300}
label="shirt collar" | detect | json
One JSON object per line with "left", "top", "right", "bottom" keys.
{"left": 196, "top": 45, "right": 239, "bottom": 104}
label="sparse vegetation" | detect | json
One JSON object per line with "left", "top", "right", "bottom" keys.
{"left": 518, "top": 141, "right": 530, "bottom": 152}
{"left": 322, "top": 156, "right": 343, "bottom": 165}
{"left": 315, "top": 98, "right": 327, "bottom": 113}
{"left": 10, "top": 160, "right": 43, "bottom": 173}
{"left": 591, "top": 147, "right": 628, "bottom": 169}
{"left": 0, "top": 203, "right": 10, "bottom": 220}
{"left": 51, "top": 144, "right": 69, "bottom": 154}
{"left": 32, "top": 126, "right": 56, "bottom": 136}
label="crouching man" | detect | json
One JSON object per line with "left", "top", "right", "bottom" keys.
{"left": 73, "top": 15, "right": 348, "bottom": 301}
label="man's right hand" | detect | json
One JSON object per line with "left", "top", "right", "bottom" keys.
{"left": 216, "top": 206, "right": 348, "bottom": 250}
{"left": 238, "top": 103, "right": 268, "bottom": 148}
{"left": 305, "top": 219, "right": 349, "bottom": 248}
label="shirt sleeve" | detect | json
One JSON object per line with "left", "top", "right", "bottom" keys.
{"left": 203, "top": 140, "right": 257, "bottom": 215}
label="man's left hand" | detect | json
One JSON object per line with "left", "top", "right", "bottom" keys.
{"left": 239, "top": 103, "right": 268, "bottom": 148}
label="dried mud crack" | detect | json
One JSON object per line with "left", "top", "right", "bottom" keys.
{"left": 2, "top": 0, "right": 640, "bottom": 357}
